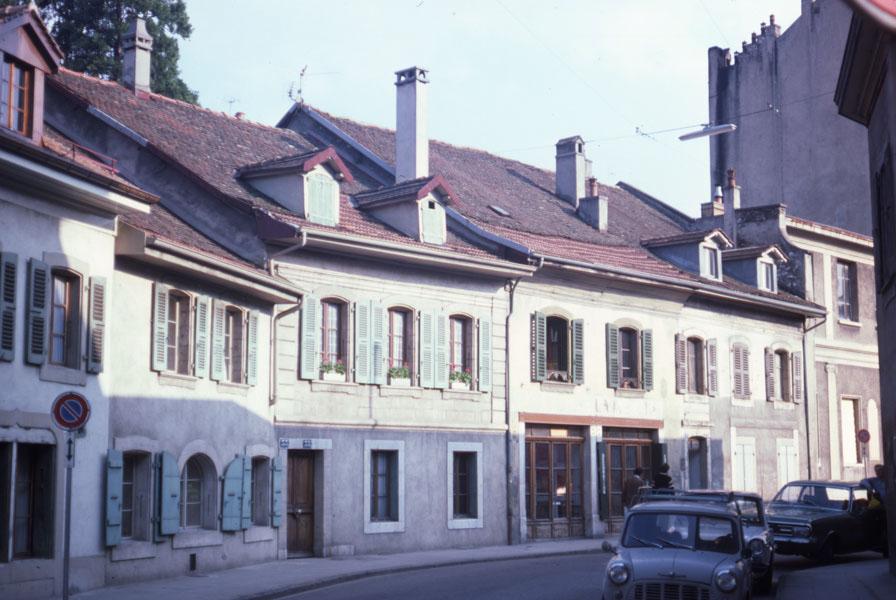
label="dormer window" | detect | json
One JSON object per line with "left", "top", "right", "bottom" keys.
{"left": 700, "top": 245, "right": 721, "bottom": 280}
{"left": 420, "top": 197, "right": 446, "bottom": 245}
{"left": 1, "top": 55, "right": 32, "bottom": 136}
{"left": 759, "top": 260, "right": 777, "bottom": 292}
{"left": 306, "top": 170, "right": 338, "bottom": 227}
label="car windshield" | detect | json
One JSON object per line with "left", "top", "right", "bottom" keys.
{"left": 734, "top": 498, "right": 763, "bottom": 525}
{"left": 622, "top": 513, "right": 740, "bottom": 554}
{"left": 772, "top": 484, "right": 851, "bottom": 510}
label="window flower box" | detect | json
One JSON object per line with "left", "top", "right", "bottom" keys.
{"left": 449, "top": 367, "right": 472, "bottom": 390}
{"left": 321, "top": 371, "right": 345, "bottom": 382}
{"left": 450, "top": 381, "right": 470, "bottom": 390}
{"left": 319, "top": 359, "right": 346, "bottom": 382}
{"left": 387, "top": 363, "right": 410, "bottom": 386}
{"left": 389, "top": 376, "right": 411, "bottom": 387}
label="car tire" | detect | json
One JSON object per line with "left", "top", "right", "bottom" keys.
{"left": 756, "top": 563, "right": 774, "bottom": 595}
{"left": 816, "top": 539, "right": 835, "bottom": 563}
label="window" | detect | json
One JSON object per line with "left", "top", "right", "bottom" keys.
{"left": 153, "top": 285, "right": 222, "bottom": 380}
{"left": 370, "top": 451, "right": 396, "bottom": 522}
{"left": 49, "top": 270, "right": 80, "bottom": 368}
{"left": 224, "top": 307, "right": 243, "bottom": 383}
{"left": 1, "top": 56, "right": 32, "bottom": 136}
{"left": 687, "top": 337, "right": 704, "bottom": 394}
{"left": 421, "top": 199, "right": 446, "bottom": 244}
{"left": 765, "top": 348, "right": 802, "bottom": 403}
{"left": 732, "top": 343, "right": 751, "bottom": 399}
{"left": 620, "top": 327, "right": 638, "bottom": 386}
{"left": 840, "top": 398, "right": 860, "bottom": 465}
{"left": 209, "top": 300, "right": 258, "bottom": 385}
{"left": 546, "top": 316, "right": 569, "bottom": 381}
{"left": 774, "top": 350, "right": 789, "bottom": 401}
{"left": 701, "top": 245, "right": 720, "bottom": 279}
{"left": 166, "top": 291, "right": 191, "bottom": 374}
{"left": 387, "top": 308, "right": 412, "bottom": 378}
{"left": 759, "top": 260, "right": 776, "bottom": 292}
{"left": 449, "top": 316, "right": 470, "bottom": 375}
{"left": 2, "top": 443, "right": 54, "bottom": 560}
{"left": 363, "top": 440, "right": 404, "bottom": 533}
{"left": 306, "top": 172, "right": 337, "bottom": 227}
{"left": 448, "top": 443, "right": 485, "bottom": 529}
{"left": 119, "top": 452, "right": 151, "bottom": 541}
{"left": 180, "top": 455, "right": 215, "bottom": 530}
{"left": 251, "top": 457, "right": 270, "bottom": 526}
{"left": 532, "top": 313, "right": 583, "bottom": 384}
{"left": 676, "top": 336, "right": 718, "bottom": 396}
{"left": 836, "top": 260, "right": 858, "bottom": 321}
{"left": 321, "top": 300, "right": 344, "bottom": 364}
{"left": 606, "top": 324, "right": 652, "bottom": 390}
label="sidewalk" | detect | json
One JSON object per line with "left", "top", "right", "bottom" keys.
{"left": 65, "top": 538, "right": 609, "bottom": 600}
{"left": 776, "top": 557, "right": 896, "bottom": 600}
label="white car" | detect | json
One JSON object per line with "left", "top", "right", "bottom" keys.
{"left": 602, "top": 501, "right": 754, "bottom": 600}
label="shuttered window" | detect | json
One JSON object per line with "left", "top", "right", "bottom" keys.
{"left": 307, "top": 172, "right": 337, "bottom": 227}
{"left": 732, "top": 343, "right": 751, "bottom": 399}
{"left": 0, "top": 252, "right": 18, "bottom": 362}
{"left": 1, "top": 57, "right": 32, "bottom": 136}
{"left": 49, "top": 270, "right": 80, "bottom": 368}
{"left": 371, "top": 451, "right": 398, "bottom": 521}
{"left": 167, "top": 291, "right": 191, "bottom": 374}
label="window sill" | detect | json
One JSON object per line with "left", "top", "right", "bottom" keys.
{"left": 613, "top": 388, "right": 646, "bottom": 398}
{"left": 216, "top": 380, "right": 250, "bottom": 396}
{"left": 773, "top": 400, "right": 796, "bottom": 410}
{"left": 364, "top": 519, "right": 405, "bottom": 534}
{"left": 243, "top": 526, "right": 274, "bottom": 543}
{"left": 731, "top": 397, "right": 753, "bottom": 408}
{"left": 838, "top": 318, "right": 862, "bottom": 328}
{"left": 39, "top": 363, "right": 87, "bottom": 386}
{"left": 172, "top": 529, "right": 223, "bottom": 549}
{"left": 311, "top": 380, "right": 357, "bottom": 394}
{"left": 442, "top": 389, "right": 483, "bottom": 401}
{"left": 379, "top": 385, "right": 422, "bottom": 399}
{"left": 539, "top": 380, "right": 576, "bottom": 393}
{"left": 683, "top": 393, "right": 710, "bottom": 404}
{"left": 110, "top": 540, "right": 156, "bottom": 562}
{"left": 158, "top": 371, "right": 198, "bottom": 389}
{"left": 448, "top": 516, "right": 484, "bottom": 530}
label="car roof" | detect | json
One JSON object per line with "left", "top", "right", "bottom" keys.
{"left": 779, "top": 480, "right": 860, "bottom": 488}
{"left": 629, "top": 501, "right": 739, "bottom": 518}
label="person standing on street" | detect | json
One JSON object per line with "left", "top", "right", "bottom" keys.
{"left": 622, "top": 467, "right": 644, "bottom": 512}
{"left": 653, "top": 462, "right": 674, "bottom": 490}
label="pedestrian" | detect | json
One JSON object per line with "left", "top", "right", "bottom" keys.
{"left": 622, "top": 466, "right": 644, "bottom": 512}
{"left": 652, "top": 462, "right": 674, "bottom": 490}
{"left": 860, "top": 464, "right": 887, "bottom": 553}
{"left": 860, "top": 464, "right": 887, "bottom": 507}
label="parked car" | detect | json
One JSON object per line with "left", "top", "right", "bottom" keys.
{"left": 766, "top": 480, "right": 887, "bottom": 561}
{"left": 633, "top": 488, "right": 774, "bottom": 593}
{"left": 602, "top": 501, "right": 753, "bottom": 600}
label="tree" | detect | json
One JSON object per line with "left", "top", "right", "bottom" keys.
{"left": 2, "top": 0, "right": 198, "bottom": 104}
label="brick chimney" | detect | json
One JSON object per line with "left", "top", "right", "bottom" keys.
{"left": 555, "top": 136, "right": 590, "bottom": 208}
{"left": 722, "top": 169, "right": 741, "bottom": 240}
{"left": 122, "top": 18, "right": 153, "bottom": 94}
{"left": 395, "top": 66, "right": 429, "bottom": 183}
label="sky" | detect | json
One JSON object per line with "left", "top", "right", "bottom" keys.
{"left": 178, "top": 0, "right": 805, "bottom": 218}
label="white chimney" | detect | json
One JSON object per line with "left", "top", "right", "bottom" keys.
{"left": 555, "top": 136, "right": 590, "bottom": 208}
{"left": 122, "top": 18, "right": 153, "bottom": 94}
{"left": 722, "top": 168, "right": 741, "bottom": 240}
{"left": 395, "top": 66, "right": 429, "bottom": 183}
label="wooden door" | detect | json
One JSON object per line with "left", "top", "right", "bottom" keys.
{"left": 607, "top": 443, "right": 652, "bottom": 518}
{"left": 287, "top": 451, "right": 314, "bottom": 556}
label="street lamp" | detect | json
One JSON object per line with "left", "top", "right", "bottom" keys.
{"left": 678, "top": 123, "right": 737, "bottom": 141}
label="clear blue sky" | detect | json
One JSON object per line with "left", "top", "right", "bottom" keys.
{"left": 179, "top": 0, "right": 805, "bottom": 217}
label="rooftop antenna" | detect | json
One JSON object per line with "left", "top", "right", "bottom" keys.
{"left": 288, "top": 65, "right": 308, "bottom": 106}
{"left": 225, "top": 97, "right": 238, "bottom": 115}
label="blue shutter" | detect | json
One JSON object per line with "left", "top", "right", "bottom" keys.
{"left": 157, "top": 451, "right": 180, "bottom": 536}
{"left": 571, "top": 319, "right": 584, "bottom": 385}
{"left": 246, "top": 311, "right": 259, "bottom": 386}
{"left": 194, "top": 296, "right": 210, "bottom": 378}
{"left": 421, "top": 203, "right": 443, "bottom": 244}
{"left": 532, "top": 312, "right": 546, "bottom": 381}
{"left": 606, "top": 323, "right": 620, "bottom": 388}
{"left": 597, "top": 442, "right": 609, "bottom": 520}
{"left": 87, "top": 276, "right": 106, "bottom": 373}
{"left": 641, "top": 329, "right": 653, "bottom": 391}
{"left": 478, "top": 318, "right": 492, "bottom": 392}
{"left": 210, "top": 299, "right": 226, "bottom": 381}
{"left": 434, "top": 312, "right": 449, "bottom": 389}
{"left": 355, "top": 301, "right": 371, "bottom": 383}
{"left": 221, "top": 456, "right": 244, "bottom": 531}
{"left": 0, "top": 252, "right": 17, "bottom": 362}
{"left": 151, "top": 283, "right": 169, "bottom": 372}
{"left": 105, "top": 449, "right": 123, "bottom": 546}
{"left": 241, "top": 456, "right": 253, "bottom": 529}
{"left": 419, "top": 310, "right": 435, "bottom": 387}
{"left": 371, "top": 302, "right": 386, "bottom": 385}
{"left": 307, "top": 174, "right": 336, "bottom": 227}
{"left": 707, "top": 338, "right": 719, "bottom": 397}
{"left": 299, "top": 295, "right": 320, "bottom": 380}
{"left": 25, "top": 258, "right": 49, "bottom": 365}
{"left": 271, "top": 456, "right": 283, "bottom": 527}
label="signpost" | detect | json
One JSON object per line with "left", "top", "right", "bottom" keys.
{"left": 51, "top": 392, "right": 91, "bottom": 600}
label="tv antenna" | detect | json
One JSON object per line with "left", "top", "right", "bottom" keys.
{"left": 288, "top": 65, "right": 308, "bottom": 105}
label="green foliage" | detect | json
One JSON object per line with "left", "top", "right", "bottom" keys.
{"left": 387, "top": 362, "right": 409, "bottom": 379}
{"left": 319, "top": 359, "right": 345, "bottom": 375}
{"left": 2, "top": 0, "right": 198, "bottom": 104}
{"left": 449, "top": 368, "right": 472, "bottom": 385}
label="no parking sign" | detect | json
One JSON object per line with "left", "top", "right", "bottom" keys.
{"left": 51, "top": 391, "right": 90, "bottom": 431}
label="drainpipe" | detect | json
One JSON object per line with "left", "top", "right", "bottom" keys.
{"left": 269, "top": 298, "right": 302, "bottom": 405}
{"left": 505, "top": 277, "right": 521, "bottom": 545}
{"left": 801, "top": 315, "right": 827, "bottom": 480}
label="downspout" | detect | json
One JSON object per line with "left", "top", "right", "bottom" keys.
{"left": 801, "top": 314, "right": 827, "bottom": 479}
{"left": 505, "top": 276, "right": 521, "bottom": 545}
{"left": 269, "top": 302, "right": 301, "bottom": 406}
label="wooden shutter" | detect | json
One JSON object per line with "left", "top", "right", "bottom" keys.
{"left": 355, "top": 301, "right": 371, "bottom": 383}
{"left": 299, "top": 295, "right": 320, "bottom": 380}
{"left": 532, "top": 312, "right": 546, "bottom": 382}
{"left": 371, "top": 302, "right": 386, "bottom": 385}
{"left": 765, "top": 348, "right": 776, "bottom": 401}
{"left": 732, "top": 344, "right": 744, "bottom": 398}
{"left": 246, "top": 310, "right": 259, "bottom": 386}
{"left": 597, "top": 442, "right": 609, "bottom": 520}
{"left": 792, "top": 351, "right": 803, "bottom": 403}
{"left": 706, "top": 338, "right": 718, "bottom": 397}
{"left": 87, "top": 276, "right": 106, "bottom": 373}
{"left": 25, "top": 258, "right": 49, "bottom": 365}
{"left": 307, "top": 174, "right": 336, "bottom": 227}
{"left": 641, "top": 329, "right": 654, "bottom": 391}
{"left": 478, "top": 318, "right": 492, "bottom": 392}
{"left": 571, "top": 319, "right": 584, "bottom": 385}
{"left": 151, "top": 283, "right": 169, "bottom": 372}
{"left": 157, "top": 451, "right": 180, "bottom": 536}
{"left": 194, "top": 296, "right": 210, "bottom": 378}
{"left": 0, "top": 252, "right": 17, "bottom": 362}
{"left": 105, "top": 449, "right": 123, "bottom": 547}
{"left": 221, "top": 456, "right": 245, "bottom": 531}
{"left": 419, "top": 309, "right": 435, "bottom": 388}
{"left": 606, "top": 323, "right": 620, "bottom": 388}
{"left": 740, "top": 345, "right": 751, "bottom": 398}
{"left": 210, "top": 299, "right": 226, "bottom": 381}
{"left": 434, "top": 312, "right": 449, "bottom": 389}
{"left": 674, "top": 334, "right": 687, "bottom": 394}
{"left": 421, "top": 204, "right": 442, "bottom": 244}
{"left": 241, "top": 456, "right": 253, "bottom": 529}
{"left": 271, "top": 456, "right": 283, "bottom": 527}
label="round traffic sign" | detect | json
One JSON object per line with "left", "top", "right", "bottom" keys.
{"left": 51, "top": 392, "right": 90, "bottom": 431}
{"left": 857, "top": 428, "right": 871, "bottom": 444}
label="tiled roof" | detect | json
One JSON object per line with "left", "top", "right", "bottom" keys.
{"left": 642, "top": 229, "right": 729, "bottom": 248}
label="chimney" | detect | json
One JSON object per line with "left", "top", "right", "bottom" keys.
{"left": 701, "top": 185, "right": 725, "bottom": 217}
{"left": 578, "top": 194, "right": 608, "bottom": 232}
{"left": 555, "top": 136, "right": 590, "bottom": 208}
{"left": 395, "top": 66, "right": 429, "bottom": 183}
{"left": 722, "top": 169, "right": 741, "bottom": 240}
{"left": 122, "top": 18, "right": 153, "bottom": 93}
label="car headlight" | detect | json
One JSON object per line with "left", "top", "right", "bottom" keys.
{"left": 608, "top": 562, "right": 629, "bottom": 585}
{"left": 749, "top": 538, "right": 766, "bottom": 556}
{"left": 793, "top": 526, "right": 811, "bottom": 538}
{"left": 715, "top": 569, "right": 737, "bottom": 592}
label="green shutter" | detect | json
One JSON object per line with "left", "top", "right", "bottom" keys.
{"left": 0, "top": 252, "right": 17, "bottom": 362}
{"left": 151, "top": 283, "right": 169, "bottom": 372}
{"left": 478, "top": 318, "right": 492, "bottom": 392}
{"left": 532, "top": 312, "right": 546, "bottom": 381}
{"left": 25, "top": 258, "right": 49, "bottom": 365}
{"left": 706, "top": 338, "right": 718, "bottom": 397}
{"left": 307, "top": 174, "right": 336, "bottom": 227}
{"left": 421, "top": 203, "right": 443, "bottom": 244}
{"left": 434, "top": 312, "right": 449, "bottom": 389}
{"left": 371, "top": 302, "right": 386, "bottom": 385}
{"left": 194, "top": 296, "right": 210, "bottom": 378}
{"left": 606, "top": 323, "right": 620, "bottom": 388}
{"left": 641, "top": 329, "right": 653, "bottom": 391}
{"left": 299, "top": 295, "right": 320, "bottom": 380}
{"left": 419, "top": 309, "right": 435, "bottom": 387}
{"left": 241, "top": 456, "right": 252, "bottom": 529}
{"left": 246, "top": 310, "right": 259, "bottom": 386}
{"left": 210, "top": 299, "right": 226, "bottom": 381}
{"left": 792, "top": 351, "right": 803, "bottom": 403}
{"left": 87, "top": 276, "right": 106, "bottom": 373}
{"left": 105, "top": 449, "right": 123, "bottom": 547}
{"left": 571, "top": 319, "right": 584, "bottom": 385}
{"left": 271, "top": 456, "right": 283, "bottom": 527}
{"left": 355, "top": 301, "right": 371, "bottom": 383}
{"left": 765, "top": 348, "right": 775, "bottom": 401}
{"left": 157, "top": 451, "right": 180, "bottom": 536}
{"left": 674, "top": 334, "right": 687, "bottom": 394}
{"left": 221, "top": 456, "right": 244, "bottom": 531}
{"left": 597, "top": 442, "right": 609, "bottom": 520}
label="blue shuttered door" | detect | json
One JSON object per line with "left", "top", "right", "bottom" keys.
{"left": 605, "top": 323, "right": 620, "bottom": 388}
{"left": 194, "top": 296, "right": 210, "bottom": 378}
{"left": 419, "top": 310, "right": 435, "bottom": 387}
{"left": 0, "top": 252, "right": 18, "bottom": 362}
{"left": 87, "top": 276, "right": 106, "bottom": 373}
{"left": 355, "top": 301, "right": 371, "bottom": 383}
{"left": 221, "top": 456, "right": 245, "bottom": 531}
{"left": 532, "top": 312, "right": 546, "bottom": 381}
{"left": 571, "top": 319, "right": 584, "bottom": 385}
{"left": 105, "top": 449, "right": 123, "bottom": 546}
{"left": 271, "top": 456, "right": 283, "bottom": 527}
{"left": 434, "top": 312, "right": 449, "bottom": 389}
{"left": 157, "top": 451, "right": 180, "bottom": 536}
{"left": 25, "top": 258, "right": 49, "bottom": 365}
{"left": 478, "top": 318, "right": 492, "bottom": 392}
{"left": 299, "top": 295, "right": 320, "bottom": 380}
